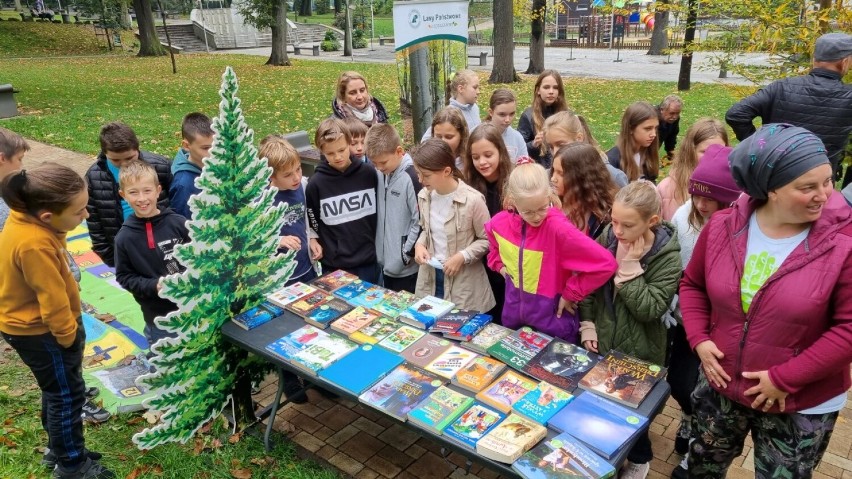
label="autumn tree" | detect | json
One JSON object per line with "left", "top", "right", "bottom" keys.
{"left": 491, "top": 0, "right": 520, "bottom": 83}
{"left": 135, "top": 0, "right": 167, "bottom": 56}
{"left": 525, "top": 0, "right": 547, "bottom": 74}
{"left": 239, "top": 0, "right": 291, "bottom": 66}
{"left": 646, "top": 0, "right": 669, "bottom": 55}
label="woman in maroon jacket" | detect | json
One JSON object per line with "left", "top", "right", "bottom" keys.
{"left": 680, "top": 124, "right": 852, "bottom": 479}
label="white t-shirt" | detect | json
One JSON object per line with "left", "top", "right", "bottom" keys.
{"left": 429, "top": 190, "right": 454, "bottom": 262}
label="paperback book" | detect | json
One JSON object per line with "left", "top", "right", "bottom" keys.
{"left": 548, "top": 392, "right": 648, "bottom": 459}
{"left": 291, "top": 334, "right": 358, "bottom": 376}
{"left": 318, "top": 344, "right": 404, "bottom": 395}
{"left": 333, "top": 279, "right": 375, "bottom": 301}
{"left": 578, "top": 351, "right": 667, "bottom": 408}
{"left": 452, "top": 356, "right": 507, "bottom": 393}
{"left": 348, "top": 285, "right": 393, "bottom": 310}
{"left": 476, "top": 413, "right": 547, "bottom": 463}
{"left": 425, "top": 346, "right": 480, "bottom": 379}
{"left": 512, "top": 432, "right": 616, "bottom": 479}
{"left": 349, "top": 316, "right": 401, "bottom": 344}
{"left": 429, "top": 309, "right": 478, "bottom": 336}
{"left": 442, "top": 402, "right": 506, "bottom": 449}
{"left": 265, "top": 325, "right": 328, "bottom": 362}
{"left": 461, "top": 323, "right": 513, "bottom": 355}
{"left": 285, "top": 290, "right": 332, "bottom": 318}
{"left": 400, "top": 335, "right": 453, "bottom": 369}
{"left": 331, "top": 307, "right": 382, "bottom": 336}
{"left": 407, "top": 385, "right": 475, "bottom": 434}
{"left": 304, "top": 296, "right": 354, "bottom": 329}
{"left": 377, "top": 325, "right": 426, "bottom": 353}
{"left": 373, "top": 290, "right": 417, "bottom": 318}
{"left": 311, "top": 269, "right": 359, "bottom": 293}
{"left": 475, "top": 370, "right": 539, "bottom": 413}
{"left": 359, "top": 362, "right": 445, "bottom": 421}
{"left": 399, "top": 295, "right": 455, "bottom": 330}
{"left": 445, "top": 313, "right": 492, "bottom": 341}
{"left": 487, "top": 327, "right": 553, "bottom": 371}
{"left": 523, "top": 340, "right": 602, "bottom": 391}
{"left": 231, "top": 301, "right": 284, "bottom": 331}
{"left": 512, "top": 381, "right": 574, "bottom": 425}
{"left": 266, "top": 282, "right": 318, "bottom": 308}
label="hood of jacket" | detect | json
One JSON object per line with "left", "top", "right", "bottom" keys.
{"left": 315, "top": 154, "right": 370, "bottom": 178}
{"left": 171, "top": 148, "right": 202, "bottom": 175}
{"left": 449, "top": 98, "right": 475, "bottom": 112}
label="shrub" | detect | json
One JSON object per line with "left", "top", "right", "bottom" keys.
{"left": 321, "top": 29, "right": 339, "bottom": 51}
{"left": 353, "top": 28, "right": 367, "bottom": 48}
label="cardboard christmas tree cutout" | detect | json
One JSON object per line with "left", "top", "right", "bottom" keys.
{"left": 133, "top": 66, "right": 295, "bottom": 449}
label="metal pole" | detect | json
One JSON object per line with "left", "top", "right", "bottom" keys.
{"left": 369, "top": 0, "right": 374, "bottom": 50}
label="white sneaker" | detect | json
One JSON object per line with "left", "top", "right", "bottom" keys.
{"left": 620, "top": 461, "right": 650, "bottom": 479}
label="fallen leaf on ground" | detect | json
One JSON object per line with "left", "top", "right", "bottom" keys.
{"left": 228, "top": 432, "right": 241, "bottom": 444}
{"left": 126, "top": 416, "right": 144, "bottom": 425}
{"left": 230, "top": 469, "right": 252, "bottom": 479}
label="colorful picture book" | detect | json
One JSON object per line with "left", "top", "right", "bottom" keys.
{"left": 304, "top": 296, "right": 354, "bottom": 329}
{"left": 512, "top": 432, "right": 616, "bottom": 479}
{"left": 430, "top": 309, "right": 478, "bottom": 336}
{"left": 442, "top": 402, "right": 506, "bottom": 449}
{"left": 452, "top": 356, "right": 507, "bottom": 393}
{"left": 548, "top": 392, "right": 648, "bottom": 459}
{"left": 578, "top": 351, "right": 667, "bottom": 408}
{"left": 349, "top": 316, "right": 401, "bottom": 344}
{"left": 512, "top": 381, "right": 574, "bottom": 425}
{"left": 358, "top": 362, "right": 445, "bottom": 421}
{"left": 330, "top": 306, "right": 382, "bottom": 336}
{"left": 399, "top": 295, "right": 455, "bottom": 330}
{"left": 265, "top": 325, "right": 328, "bottom": 362}
{"left": 407, "top": 385, "right": 475, "bottom": 434}
{"left": 487, "top": 327, "right": 553, "bottom": 371}
{"left": 318, "top": 344, "right": 404, "bottom": 395}
{"left": 372, "top": 290, "right": 417, "bottom": 319}
{"left": 444, "top": 313, "right": 492, "bottom": 341}
{"left": 285, "top": 290, "right": 332, "bottom": 318}
{"left": 400, "top": 335, "right": 453, "bottom": 369}
{"left": 348, "top": 284, "right": 392, "bottom": 310}
{"left": 523, "top": 340, "right": 602, "bottom": 391}
{"left": 333, "top": 279, "right": 375, "bottom": 301}
{"left": 291, "top": 334, "right": 358, "bottom": 375}
{"left": 461, "top": 323, "right": 513, "bottom": 355}
{"left": 231, "top": 301, "right": 283, "bottom": 330}
{"left": 476, "top": 413, "right": 547, "bottom": 463}
{"left": 266, "top": 282, "right": 317, "bottom": 308}
{"left": 425, "top": 346, "right": 480, "bottom": 379}
{"left": 311, "top": 269, "right": 359, "bottom": 293}
{"left": 475, "top": 370, "right": 539, "bottom": 413}
{"left": 377, "top": 325, "right": 426, "bottom": 353}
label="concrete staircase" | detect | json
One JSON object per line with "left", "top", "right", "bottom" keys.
{"left": 155, "top": 24, "right": 212, "bottom": 53}
{"left": 290, "top": 23, "right": 339, "bottom": 45}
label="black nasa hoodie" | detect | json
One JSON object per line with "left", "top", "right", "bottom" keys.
{"left": 114, "top": 208, "right": 190, "bottom": 326}
{"left": 305, "top": 156, "right": 379, "bottom": 270}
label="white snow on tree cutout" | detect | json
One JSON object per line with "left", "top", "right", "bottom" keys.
{"left": 133, "top": 66, "right": 296, "bottom": 449}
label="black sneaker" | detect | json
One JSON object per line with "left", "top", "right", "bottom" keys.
{"left": 53, "top": 458, "right": 115, "bottom": 479}
{"left": 84, "top": 387, "right": 100, "bottom": 399}
{"left": 670, "top": 462, "right": 688, "bottom": 479}
{"left": 43, "top": 448, "right": 103, "bottom": 469}
{"left": 674, "top": 417, "right": 690, "bottom": 455}
{"left": 283, "top": 378, "right": 308, "bottom": 405}
{"left": 81, "top": 401, "right": 111, "bottom": 424}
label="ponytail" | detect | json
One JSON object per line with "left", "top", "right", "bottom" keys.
{"left": 1, "top": 163, "right": 87, "bottom": 216}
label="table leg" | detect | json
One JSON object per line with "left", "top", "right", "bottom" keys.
{"left": 264, "top": 366, "right": 287, "bottom": 452}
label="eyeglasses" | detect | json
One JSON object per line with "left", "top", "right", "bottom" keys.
{"left": 517, "top": 203, "right": 551, "bottom": 219}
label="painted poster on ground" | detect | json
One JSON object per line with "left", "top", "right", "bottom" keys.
{"left": 393, "top": 0, "right": 468, "bottom": 51}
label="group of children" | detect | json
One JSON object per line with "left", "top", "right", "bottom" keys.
{"left": 0, "top": 67, "right": 758, "bottom": 479}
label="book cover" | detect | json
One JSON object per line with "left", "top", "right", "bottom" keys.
{"left": 512, "top": 381, "right": 574, "bottom": 425}
{"left": 461, "top": 323, "right": 513, "bottom": 355}
{"left": 429, "top": 309, "right": 477, "bottom": 335}
{"left": 452, "top": 356, "right": 508, "bottom": 393}
{"left": 487, "top": 327, "right": 553, "bottom": 371}
{"left": 476, "top": 413, "right": 547, "bottom": 463}
{"left": 399, "top": 295, "right": 456, "bottom": 330}
{"left": 331, "top": 306, "right": 382, "bottom": 336}
{"left": 475, "top": 370, "right": 539, "bottom": 413}
{"left": 373, "top": 290, "right": 417, "bottom": 318}
{"left": 333, "top": 279, "right": 375, "bottom": 301}
{"left": 400, "top": 335, "right": 453, "bottom": 369}
{"left": 548, "top": 393, "right": 648, "bottom": 459}
{"left": 285, "top": 290, "right": 331, "bottom": 318}
{"left": 577, "top": 351, "right": 667, "bottom": 408}
{"left": 311, "top": 269, "right": 359, "bottom": 293}
{"left": 377, "top": 325, "right": 426, "bottom": 353}
{"left": 349, "top": 316, "right": 401, "bottom": 344}
{"left": 512, "top": 432, "right": 616, "bottom": 479}
{"left": 348, "top": 285, "right": 392, "bottom": 310}
{"left": 231, "top": 301, "right": 284, "bottom": 331}
{"left": 304, "top": 296, "right": 354, "bottom": 329}
{"left": 266, "top": 282, "right": 318, "bottom": 308}
{"left": 318, "top": 344, "right": 404, "bottom": 395}
{"left": 407, "top": 385, "right": 475, "bottom": 433}
{"left": 442, "top": 402, "right": 506, "bottom": 449}
{"left": 445, "top": 313, "right": 493, "bottom": 341}
{"left": 523, "top": 340, "right": 602, "bottom": 391}
{"left": 264, "top": 325, "right": 328, "bottom": 362}
{"left": 358, "top": 363, "right": 445, "bottom": 421}
{"left": 425, "top": 346, "right": 480, "bottom": 379}
{"left": 291, "top": 334, "right": 358, "bottom": 375}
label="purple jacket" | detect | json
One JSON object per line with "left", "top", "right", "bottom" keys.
{"left": 680, "top": 192, "right": 852, "bottom": 412}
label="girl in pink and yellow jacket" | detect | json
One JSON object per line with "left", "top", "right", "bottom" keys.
{"left": 485, "top": 162, "right": 616, "bottom": 343}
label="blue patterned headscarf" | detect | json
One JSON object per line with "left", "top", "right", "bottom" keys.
{"left": 728, "top": 123, "right": 830, "bottom": 200}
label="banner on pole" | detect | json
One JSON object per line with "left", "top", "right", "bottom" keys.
{"left": 393, "top": 0, "right": 468, "bottom": 51}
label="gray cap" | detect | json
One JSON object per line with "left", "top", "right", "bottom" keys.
{"left": 814, "top": 33, "right": 852, "bottom": 62}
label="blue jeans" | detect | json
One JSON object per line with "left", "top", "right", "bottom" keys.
{"left": 435, "top": 270, "right": 445, "bottom": 299}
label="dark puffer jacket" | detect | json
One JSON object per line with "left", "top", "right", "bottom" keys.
{"left": 86, "top": 151, "right": 172, "bottom": 267}
{"left": 725, "top": 68, "right": 852, "bottom": 173}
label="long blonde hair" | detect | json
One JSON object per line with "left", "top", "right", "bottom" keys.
{"left": 614, "top": 180, "right": 661, "bottom": 223}
{"left": 505, "top": 163, "right": 552, "bottom": 207}
{"left": 668, "top": 118, "right": 729, "bottom": 205}
{"left": 541, "top": 110, "right": 603, "bottom": 155}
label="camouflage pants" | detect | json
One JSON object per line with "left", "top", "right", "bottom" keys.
{"left": 688, "top": 372, "right": 838, "bottom": 479}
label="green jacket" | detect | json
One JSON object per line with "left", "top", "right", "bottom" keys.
{"left": 579, "top": 221, "right": 681, "bottom": 365}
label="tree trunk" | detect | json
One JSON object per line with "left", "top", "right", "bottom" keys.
{"left": 334, "top": 0, "right": 341, "bottom": 14}
{"left": 298, "top": 0, "right": 312, "bottom": 16}
{"left": 409, "top": 46, "right": 433, "bottom": 142}
{"left": 343, "top": 0, "right": 352, "bottom": 56}
{"left": 134, "top": 0, "right": 167, "bottom": 56}
{"left": 525, "top": 0, "right": 546, "bottom": 74}
{"left": 268, "top": 0, "right": 290, "bottom": 65}
{"left": 490, "top": 0, "right": 519, "bottom": 83}
{"left": 14, "top": 0, "right": 22, "bottom": 12}
{"left": 647, "top": 0, "right": 669, "bottom": 55}
{"left": 677, "top": 0, "right": 697, "bottom": 91}
{"left": 118, "top": 0, "right": 131, "bottom": 29}
{"left": 818, "top": 0, "right": 831, "bottom": 32}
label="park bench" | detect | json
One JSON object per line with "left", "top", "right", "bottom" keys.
{"left": 379, "top": 36, "right": 393, "bottom": 46}
{"left": 468, "top": 51, "right": 488, "bottom": 66}
{"left": 279, "top": 130, "right": 321, "bottom": 176}
{"left": 0, "top": 84, "right": 20, "bottom": 119}
{"left": 293, "top": 43, "right": 320, "bottom": 56}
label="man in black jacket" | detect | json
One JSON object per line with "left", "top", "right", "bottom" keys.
{"left": 86, "top": 122, "right": 173, "bottom": 268}
{"left": 726, "top": 33, "right": 852, "bottom": 181}
{"left": 656, "top": 95, "right": 682, "bottom": 160}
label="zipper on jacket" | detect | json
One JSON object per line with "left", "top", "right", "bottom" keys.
{"left": 518, "top": 221, "right": 527, "bottom": 321}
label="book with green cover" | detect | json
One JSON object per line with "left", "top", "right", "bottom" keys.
{"left": 373, "top": 290, "right": 417, "bottom": 318}
{"left": 407, "top": 385, "right": 474, "bottom": 433}
{"left": 512, "top": 381, "right": 574, "bottom": 425}
{"left": 291, "top": 334, "right": 358, "bottom": 376}
{"left": 487, "top": 327, "right": 552, "bottom": 371}
{"left": 349, "top": 316, "right": 401, "bottom": 344}
{"left": 377, "top": 324, "right": 426, "bottom": 353}
{"left": 460, "top": 323, "right": 513, "bottom": 355}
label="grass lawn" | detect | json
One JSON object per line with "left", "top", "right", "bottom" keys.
{"left": 0, "top": 21, "right": 138, "bottom": 57}
{"left": 293, "top": 12, "right": 394, "bottom": 38}
{"left": 0, "top": 343, "right": 341, "bottom": 479}
{"left": 0, "top": 54, "right": 740, "bottom": 158}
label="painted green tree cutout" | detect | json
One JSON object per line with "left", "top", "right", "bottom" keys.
{"left": 133, "top": 66, "right": 295, "bottom": 449}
